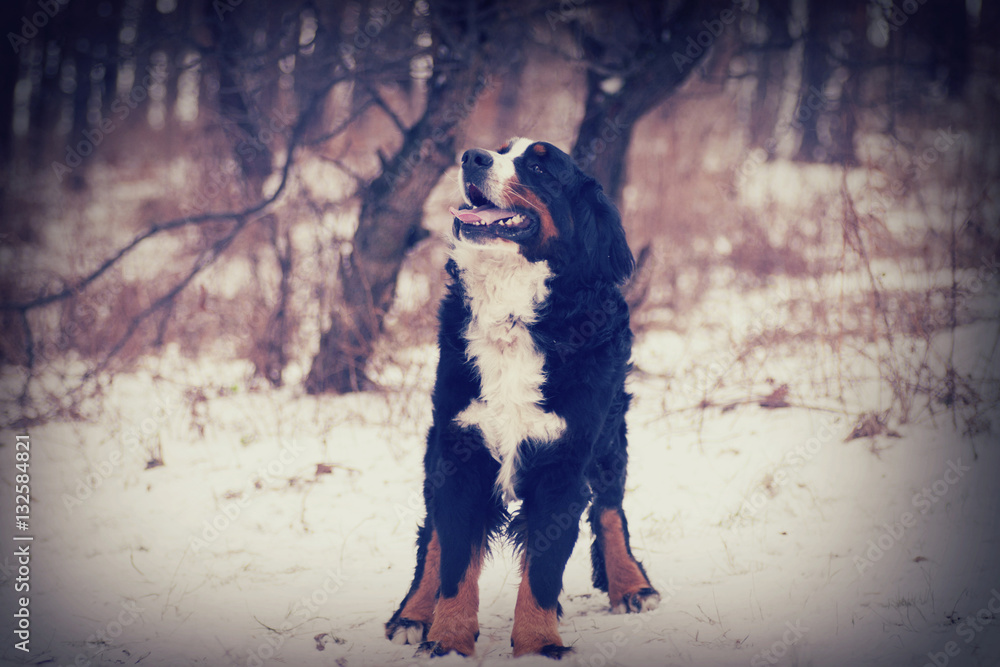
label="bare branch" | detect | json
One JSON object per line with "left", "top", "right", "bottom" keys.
{"left": 79, "top": 85, "right": 332, "bottom": 375}
{"left": 368, "top": 86, "right": 409, "bottom": 136}
{"left": 84, "top": 215, "right": 252, "bottom": 381}
{"left": 316, "top": 155, "right": 366, "bottom": 188}
{"left": 1, "top": 195, "right": 281, "bottom": 313}
{"left": 303, "top": 97, "right": 376, "bottom": 146}
{"left": 1, "top": 81, "right": 333, "bottom": 315}
{"left": 6, "top": 78, "right": 337, "bottom": 407}
{"left": 17, "top": 309, "right": 34, "bottom": 405}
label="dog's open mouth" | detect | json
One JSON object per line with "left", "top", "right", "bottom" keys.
{"left": 451, "top": 184, "right": 535, "bottom": 242}
{"left": 450, "top": 205, "right": 531, "bottom": 229}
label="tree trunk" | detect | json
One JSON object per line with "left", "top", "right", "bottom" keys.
{"left": 495, "top": 52, "right": 526, "bottom": 140}
{"left": 304, "top": 56, "right": 489, "bottom": 394}
{"left": 208, "top": 0, "right": 275, "bottom": 184}
{"left": 0, "top": 3, "right": 24, "bottom": 167}
{"left": 929, "top": 0, "right": 969, "bottom": 98}
{"left": 571, "top": 0, "right": 713, "bottom": 206}
{"left": 257, "top": 221, "right": 292, "bottom": 387}
{"left": 748, "top": 0, "right": 793, "bottom": 151}
{"left": 793, "top": 0, "right": 860, "bottom": 165}
{"left": 794, "top": 0, "right": 826, "bottom": 162}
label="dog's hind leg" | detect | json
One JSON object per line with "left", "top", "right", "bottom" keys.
{"left": 589, "top": 505, "right": 659, "bottom": 613}
{"left": 587, "top": 431, "right": 659, "bottom": 614}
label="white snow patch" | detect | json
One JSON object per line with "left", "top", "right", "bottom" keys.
{"left": 2, "top": 309, "right": 997, "bottom": 667}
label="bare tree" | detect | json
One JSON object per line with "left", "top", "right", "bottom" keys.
{"left": 745, "top": 0, "right": 794, "bottom": 151}
{"left": 793, "top": 0, "right": 859, "bottom": 164}
{"left": 304, "top": 0, "right": 726, "bottom": 393}
{"left": 304, "top": 0, "right": 516, "bottom": 394}
{"left": 570, "top": 0, "right": 716, "bottom": 206}
{"left": 0, "top": 0, "right": 340, "bottom": 403}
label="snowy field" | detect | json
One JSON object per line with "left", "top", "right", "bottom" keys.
{"left": 2, "top": 273, "right": 999, "bottom": 667}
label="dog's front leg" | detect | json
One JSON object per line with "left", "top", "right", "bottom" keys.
{"left": 418, "top": 540, "right": 484, "bottom": 657}
{"left": 417, "top": 426, "right": 503, "bottom": 657}
{"left": 510, "top": 463, "right": 589, "bottom": 658}
{"left": 385, "top": 522, "right": 440, "bottom": 645}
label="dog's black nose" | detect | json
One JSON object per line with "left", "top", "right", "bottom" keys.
{"left": 461, "top": 149, "right": 493, "bottom": 170}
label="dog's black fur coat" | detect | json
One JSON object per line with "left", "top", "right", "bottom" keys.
{"left": 386, "top": 140, "right": 657, "bottom": 657}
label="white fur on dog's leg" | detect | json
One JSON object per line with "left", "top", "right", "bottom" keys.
{"left": 639, "top": 593, "right": 660, "bottom": 612}
{"left": 389, "top": 621, "right": 426, "bottom": 645}
{"left": 405, "top": 623, "right": 425, "bottom": 645}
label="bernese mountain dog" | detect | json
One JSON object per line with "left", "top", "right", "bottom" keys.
{"left": 385, "top": 138, "right": 659, "bottom": 659}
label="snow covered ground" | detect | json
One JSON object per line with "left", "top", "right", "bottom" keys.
{"left": 2, "top": 282, "right": 999, "bottom": 667}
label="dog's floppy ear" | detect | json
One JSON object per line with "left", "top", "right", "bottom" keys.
{"left": 577, "top": 178, "right": 634, "bottom": 285}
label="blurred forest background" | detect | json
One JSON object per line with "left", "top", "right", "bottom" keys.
{"left": 1, "top": 0, "right": 998, "bottom": 433}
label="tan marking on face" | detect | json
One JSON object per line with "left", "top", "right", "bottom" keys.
{"left": 503, "top": 177, "right": 559, "bottom": 245}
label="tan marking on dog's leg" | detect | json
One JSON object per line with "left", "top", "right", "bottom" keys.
{"left": 599, "top": 509, "right": 653, "bottom": 608}
{"left": 511, "top": 554, "right": 563, "bottom": 657}
{"left": 426, "top": 545, "right": 484, "bottom": 656}
{"left": 399, "top": 530, "right": 441, "bottom": 624}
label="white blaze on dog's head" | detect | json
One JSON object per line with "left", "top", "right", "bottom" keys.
{"left": 459, "top": 136, "right": 535, "bottom": 209}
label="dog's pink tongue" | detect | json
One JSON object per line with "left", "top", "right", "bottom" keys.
{"left": 449, "top": 205, "right": 515, "bottom": 225}
{"left": 450, "top": 207, "right": 483, "bottom": 223}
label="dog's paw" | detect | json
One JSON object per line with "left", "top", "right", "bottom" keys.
{"left": 611, "top": 587, "right": 660, "bottom": 614}
{"left": 386, "top": 618, "right": 428, "bottom": 645}
{"left": 415, "top": 640, "right": 470, "bottom": 658}
{"left": 538, "top": 644, "right": 574, "bottom": 660}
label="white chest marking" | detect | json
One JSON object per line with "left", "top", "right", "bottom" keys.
{"left": 450, "top": 240, "right": 567, "bottom": 501}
